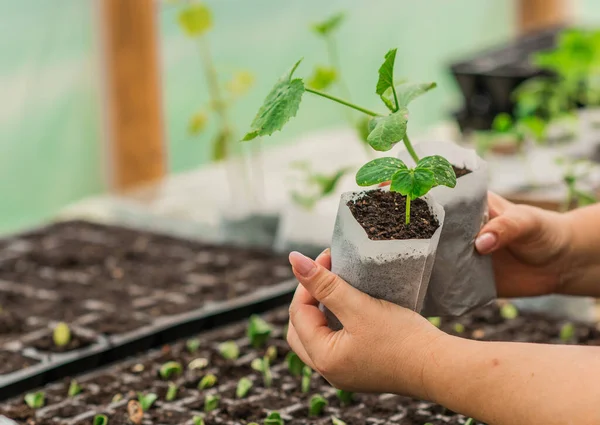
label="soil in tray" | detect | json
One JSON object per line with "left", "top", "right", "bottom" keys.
{"left": 0, "top": 351, "right": 39, "bottom": 375}
{"left": 30, "top": 330, "right": 96, "bottom": 353}
{"left": 348, "top": 190, "right": 439, "bottom": 240}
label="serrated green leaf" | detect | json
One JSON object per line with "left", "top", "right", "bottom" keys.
{"left": 390, "top": 168, "right": 435, "bottom": 199}
{"left": 308, "top": 66, "right": 337, "bottom": 90}
{"left": 417, "top": 155, "right": 456, "bottom": 189}
{"left": 366, "top": 108, "right": 409, "bottom": 151}
{"left": 356, "top": 157, "right": 407, "bottom": 186}
{"left": 243, "top": 60, "right": 305, "bottom": 141}
{"left": 178, "top": 3, "right": 213, "bottom": 37}
{"left": 376, "top": 49, "right": 397, "bottom": 97}
{"left": 393, "top": 81, "right": 437, "bottom": 108}
{"left": 312, "top": 13, "right": 345, "bottom": 36}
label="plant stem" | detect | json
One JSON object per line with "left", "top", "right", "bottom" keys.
{"left": 306, "top": 88, "right": 380, "bottom": 117}
{"left": 403, "top": 134, "right": 419, "bottom": 163}
{"left": 405, "top": 196, "right": 411, "bottom": 225}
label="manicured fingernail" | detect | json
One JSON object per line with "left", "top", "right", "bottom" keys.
{"left": 289, "top": 251, "right": 317, "bottom": 277}
{"left": 475, "top": 232, "right": 498, "bottom": 254}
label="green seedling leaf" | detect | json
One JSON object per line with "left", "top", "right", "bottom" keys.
{"left": 198, "top": 373, "right": 218, "bottom": 390}
{"left": 255, "top": 357, "right": 273, "bottom": 388}
{"left": 336, "top": 390, "right": 354, "bottom": 405}
{"left": 392, "top": 81, "right": 437, "bottom": 108}
{"left": 312, "top": 12, "right": 345, "bottom": 36}
{"left": 264, "top": 411, "right": 284, "bottom": 425}
{"left": 218, "top": 341, "right": 240, "bottom": 360}
{"left": 356, "top": 157, "right": 407, "bottom": 186}
{"left": 331, "top": 417, "right": 347, "bottom": 425}
{"left": 188, "top": 111, "right": 208, "bottom": 135}
{"left": 355, "top": 116, "right": 371, "bottom": 144}
{"left": 204, "top": 394, "right": 220, "bottom": 412}
{"left": 312, "top": 168, "right": 351, "bottom": 197}
{"left": 376, "top": 49, "right": 399, "bottom": 111}
{"left": 247, "top": 315, "right": 272, "bottom": 348}
{"left": 286, "top": 352, "right": 305, "bottom": 377}
{"left": 236, "top": 377, "right": 253, "bottom": 398}
{"left": 366, "top": 109, "right": 409, "bottom": 151}
{"left": 53, "top": 322, "right": 71, "bottom": 347}
{"left": 93, "top": 415, "right": 108, "bottom": 425}
{"left": 68, "top": 380, "right": 82, "bottom": 397}
{"left": 193, "top": 415, "right": 205, "bottom": 425}
{"left": 159, "top": 361, "right": 183, "bottom": 380}
{"left": 24, "top": 391, "right": 45, "bottom": 409}
{"left": 560, "top": 323, "right": 575, "bottom": 342}
{"left": 416, "top": 155, "right": 457, "bottom": 188}
{"left": 453, "top": 323, "right": 465, "bottom": 334}
{"left": 178, "top": 3, "right": 213, "bottom": 37}
{"left": 188, "top": 358, "right": 209, "bottom": 370}
{"left": 309, "top": 394, "right": 328, "bottom": 416}
{"left": 390, "top": 155, "right": 456, "bottom": 200}
{"left": 464, "top": 418, "right": 474, "bottom": 425}
{"left": 137, "top": 393, "right": 157, "bottom": 411}
{"left": 308, "top": 66, "right": 337, "bottom": 90}
{"left": 301, "top": 366, "right": 313, "bottom": 393}
{"left": 428, "top": 317, "right": 442, "bottom": 328}
{"left": 265, "top": 345, "right": 278, "bottom": 362}
{"left": 251, "top": 358, "right": 265, "bottom": 372}
{"left": 492, "top": 113, "right": 513, "bottom": 133}
{"left": 243, "top": 60, "right": 305, "bottom": 141}
{"left": 500, "top": 303, "right": 519, "bottom": 320}
{"left": 166, "top": 382, "right": 178, "bottom": 401}
{"left": 186, "top": 338, "right": 201, "bottom": 353}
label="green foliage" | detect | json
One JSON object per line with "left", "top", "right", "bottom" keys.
{"left": 492, "top": 113, "right": 513, "bottom": 133}
{"left": 264, "top": 411, "right": 285, "bottom": 425}
{"left": 93, "top": 415, "right": 108, "bottom": 425}
{"left": 243, "top": 60, "right": 305, "bottom": 141}
{"left": 560, "top": 322, "right": 575, "bottom": 342}
{"left": 68, "top": 380, "right": 82, "bottom": 397}
{"left": 336, "top": 390, "right": 354, "bottom": 405}
{"left": 251, "top": 357, "right": 273, "bottom": 388}
{"left": 24, "top": 391, "right": 45, "bottom": 409}
{"left": 186, "top": 338, "right": 201, "bottom": 353}
{"left": 204, "top": 394, "right": 220, "bottom": 412}
{"left": 286, "top": 352, "right": 305, "bottom": 377}
{"left": 500, "top": 303, "right": 519, "bottom": 320}
{"left": 464, "top": 418, "right": 474, "bottom": 425}
{"left": 366, "top": 109, "right": 409, "bottom": 151}
{"left": 247, "top": 315, "right": 272, "bottom": 348}
{"left": 308, "top": 66, "right": 338, "bottom": 90}
{"left": 137, "top": 393, "right": 158, "bottom": 411}
{"left": 301, "top": 366, "right": 313, "bottom": 393}
{"left": 198, "top": 374, "right": 218, "bottom": 390}
{"left": 290, "top": 162, "right": 351, "bottom": 210}
{"left": 312, "top": 13, "right": 345, "bottom": 36}
{"left": 178, "top": 3, "right": 213, "bottom": 37}
{"left": 265, "top": 345, "right": 278, "bottom": 362}
{"left": 218, "top": 341, "right": 240, "bottom": 360}
{"left": 166, "top": 382, "right": 178, "bottom": 402}
{"left": 236, "top": 377, "right": 253, "bottom": 398}
{"left": 159, "top": 361, "right": 183, "bottom": 380}
{"left": 558, "top": 158, "right": 599, "bottom": 210}
{"left": 453, "top": 323, "right": 465, "bottom": 334}
{"left": 193, "top": 415, "right": 205, "bottom": 425}
{"left": 376, "top": 49, "right": 399, "bottom": 110}
{"left": 428, "top": 317, "right": 442, "bottom": 328}
{"left": 309, "top": 394, "right": 328, "bottom": 416}
{"left": 53, "top": 322, "right": 71, "bottom": 347}
{"left": 394, "top": 82, "right": 437, "bottom": 108}
{"left": 331, "top": 417, "right": 347, "bottom": 425}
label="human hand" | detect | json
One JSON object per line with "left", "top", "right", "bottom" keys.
{"left": 475, "top": 192, "right": 573, "bottom": 297}
{"left": 286, "top": 250, "right": 446, "bottom": 399}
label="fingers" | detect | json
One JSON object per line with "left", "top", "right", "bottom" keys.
{"left": 315, "top": 248, "right": 331, "bottom": 270}
{"left": 487, "top": 191, "right": 514, "bottom": 218}
{"left": 286, "top": 320, "right": 316, "bottom": 370}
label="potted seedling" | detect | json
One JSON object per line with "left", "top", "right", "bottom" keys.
{"left": 175, "top": 0, "right": 278, "bottom": 248}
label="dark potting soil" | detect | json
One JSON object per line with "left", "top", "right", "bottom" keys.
{"left": 31, "top": 331, "right": 95, "bottom": 353}
{"left": 4, "top": 303, "right": 599, "bottom": 425}
{"left": 0, "top": 351, "right": 39, "bottom": 375}
{"left": 348, "top": 190, "right": 439, "bottom": 240}
{"left": 452, "top": 166, "right": 472, "bottom": 178}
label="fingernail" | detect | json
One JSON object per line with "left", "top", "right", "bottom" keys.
{"left": 289, "top": 251, "right": 317, "bottom": 277}
{"left": 317, "top": 248, "right": 331, "bottom": 258}
{"left": 475, "top": 232, "right": 498, "bottom": 254}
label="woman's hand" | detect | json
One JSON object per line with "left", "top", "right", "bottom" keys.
{"left": 475, "top": 192, "right": 573, "bottom": 297}
{"left": 286, "top": 250, "right": 446, "bottom": 399}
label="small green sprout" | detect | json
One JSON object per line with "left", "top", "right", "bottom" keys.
{"left": 428, "top": 317, "right": 442, "bottom": 328}
{"left": 247, "top": 315, "right": 272, "bottom": 348}
{"left": 159, "top": 361, "right": 183, "bottom": 380}
{"left": 137, "top": 392, "right": 158, "bottom": 411}
{"left": 193, "top": 415, "right": 205, "bottom": 425}
{"left": 331, "top": 417, "right": 347, "bottom": 425}
{"left": 166, "top": 382, "right": 178, "bottom": 401}
{"left": 93, "top": 415, "right": 108, "bottom": 425}
{"left": 53, "top": 322, "right": 71, "bottom": 347}
{"left": 301, "top": 366, "right": 313, "bottom": 393}
{"left": 186, "top": 338, "right": 201, "bottom": 353}
{"left": 336, "top": 389, "right": 354, "bottom": 406}
{"left": 264, "top": 412, "right": 284, "bottom": 425}
{"left": 236, "top": 377, "right": 253, "bottom": 398}
{"left": 453, "top": 323, "right": 465, "bottom": 334}
{"left": 204, "top": 394, "right": 220, "bottom": 412}
{"left": 218, "top": 341, "right": 240, "bottom": 360}
{"left": 309, "top": 394, "right": 328, "bottom": 416}
{"left": 286, "top": 352, "right": 305, "bottom": 377}
{"left": 68, "top": 379, "right": 82, "bottom": 397}
{"left": 198, "top": 373, "right": 218, "bottom": 390}
{"left": 265, "top": 345, "right": 278, "bottom": 362}
{"left": 560, "top": 323, "right": 575, "bottom": 342}
{"left": 500, "top": 303, "right": 519, "bottom": 320}
{"left": 188, "top": 357, "right": 209, "bottom": 370}
{"left": 111, "top": 393, "right": 123, "bottom": 403}
{"left": 24, "top": 391, "right": 45, "bottom": 409}
{"left": 251, "top": 356, "right": 273, "bottom": 388}
{"left": 464, "top": 418, "right": 474, "bottom": 425}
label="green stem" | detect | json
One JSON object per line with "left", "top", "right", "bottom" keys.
{"left": 405, "top": 196, "right": 411, "bottom": 225}
{"left": 306, "top": 88, "right": 380, "bottom": 117}
{"left": 403, "top": 134, "right": 419, "bottom": 163}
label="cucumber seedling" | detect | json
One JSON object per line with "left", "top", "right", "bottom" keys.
{"left": 285, "top": 352, "right": 305, "bottom": 377}
{"left": 336, "top": 389, "right": 354, "bottom": 406}
{"left": 137, "top": 392, "right": 158, "bottom": 411}
{"left": 247, "top": 315, "right": 272, "bottom": 348}
{"left": 309, "top": 394, "right": 328, "bottom": 416}
{"left": 93, "top": 415, "right": 108, "bottom": 425}
{"left": 236, "top": 377, "right": 253, "bottom": 398}
{"left": 159, "top": 361, "right": 183, "bottom": 380}
{"left": 166, "top": 382, "right": 179, "bottom": 402}
{"left": 204, "top": 394, "right": 220, "bottom": 412}
{"left": 68, "top": 379, "right": 82, "bottom": 397}
{"left": 218, "top": 340, "right": 240, "bottom": 360}
{"left": 251, "top": 356, "right": 273, "bottom": 388}
{"left": 264, "top": 412, "right": 284, "bottom": 425}
{"left": 301, "top": 365, "right": 313, "bottom": 393}
{"left": 24, "top": 391, "right": 45, "bottom": 409}
{"left": 198, "top": 373, "right": 218, "bottom": 390}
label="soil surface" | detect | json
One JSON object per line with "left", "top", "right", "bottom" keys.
{"left": 452, "top": 166, "right": 472, "bottom": 178}
{"left": 348, "top": 190, "right": 439, "bottom": 240}
{"left": 0, "top": 351, "right": 39, "bottom": 375}
{"left": 3, "top": 303, "right": 598, "bottom": 425}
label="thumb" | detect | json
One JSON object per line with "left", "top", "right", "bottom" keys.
{"left": 288, "top": 251, "right": 372, "bottom": 327}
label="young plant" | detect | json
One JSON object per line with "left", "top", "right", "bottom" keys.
{"left": 137, "top": 392, "right": 158, "bottom": 411}
{"left": 24, "top": 391, "right": 45, "bottom": 409}
{"left": 93, "top": 415, "right": 108, "bottom": 425}
{"left": 285, "top": 352, "right": 305, "bottom": 377}
{"left": 68, "top": 379, "right": 82, "bottom": 397}
{"left": 309, "top": 394, "right": 328, "bottom": 416}
{"left": 186, "top": 338, "right": 201, "bottom": 353}
{"left": 560, "top": 322, "right": 575, "bottom": 342}
{"left": 204, "top": 394, "right": 220, "bottom": 412}
{"left": 247, "top": 315, "right": 272, "bottom": 348}
{"left": 218, "top": 340, "right": 240, "bottom": 360}
{"left": 236, "top": 377, "right": 253, "bottom": 398}
{"left": 301, "top": 366, "right": 313, "bottom": 393}
{"left": 159, "top": 361, "right": 183, "bottom": 380}
{"left": 264, "top": 412, "right": 284, "bottom": 425}
{"left": 265, "top": 345, "right": 278, "bottom": 362}
{"left": 166, "top": 382, "right": 178, "bottom": 402}
{"left": 453, "top": 323, "right": 465, "bottom": 334}
{"left": 464, "top": 418, "right": 475, "bottom": 425}
{"left": 193, "top": 415, "right": 205, "bottom": 425}
{"left": 288, "top": 162, "right": 351, "bottom": 210}
{"left": 500, "top": 303, "right": 519, "bottom": 320}
{"left": 331, "top": 417, "right": 347, "bottom": 425}
{"left": 335, "top": 389, "right": 354, "bottom": 406}
{"left": 198, "top": 373, "right": 218, "bottom": 390}
{"left": 355, "top": 156, "right": 456, "bottom": 224}
{"left": 427, "top": 317, "right": 442, "bottom": 328}
{"left": 251, "top": 356, "right": 273, "bottom": 388}
{"left": 53, "top": 322, "right": 71, "bottom": 347}
{"left": 557, "top": 158, "right": 598, "bottom": 211}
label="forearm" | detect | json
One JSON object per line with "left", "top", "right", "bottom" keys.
{"left": 560, "top": 203, "right": 600, "bottom": 296}
{"left": 423, "top": 335, "right": 600, "bottom": 425}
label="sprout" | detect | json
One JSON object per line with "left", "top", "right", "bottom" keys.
{"left": 166, "top": 382, "right": 178, "bottom": 401}
{"left": 68, "top": 380, "right": 82, "bottom": 397}
{"left": 137, "top": 392, "right": 158, "bottom": 411}
{"left": 186, "top": 338, "right": 201, "bottom": 353}
{"left": 188, "top": 358, "right": 209, "bottom": 370}
{"left": 111, "top": 393, "right": 123, "bottom": 403}
{"left": 265, "top": 345, "right": 278, "bottom": 362}
{"left": 500, "top": 303, "right": 519, "bottom": 320}
{"left": 464, "top": 419, "right": 474, "bottom": 425}
{"left": 198, "top": 373, "right": 218, "bottom": 390}
{"left": 560, "top": 322, "right": 575, "bottom": 342}
{"left": 336, "top": 389, "right": 354, "bottom": 406}
{"left": 53, "top": 322, "right": 71, "bottom": 347}
{"left": 247, "top": 315, "right": 272, "bottom": 348}
{"left": 264, "top": 412, "right": 284, "bottom": 425}
{"left": 309, "top": 394, "right": 328, "bottom": 416}
{"left": 218, "top": 341, "right": 240, "bottom": 360}
{"left": 236, "top": 377, "right": 253, "bottom": 398}
{"left": 428, "top": 317, "right": 441, "bottom": 328}
{"left": 453, "top": 323, "right": 465, "bottom": 334}
{"left": 251, "top": 356, "right": 273, "bottom": 388}
{"left": 93, "top": 415, "right": 108, "bottom": 425}
{"left": 159, "top": 361, "right": 183, "bottom": 380}
{"left": 331, "top": 417, "right": 347, "bottom": 425}
{"left": 193, "top": 416, "right": 205, "bottom": 425}
{"left": 204, "top": 394, "right": 220, "bottom": 412}
{"left": 286, "top": 352, "right": 305, "bottom": 377}
{"left": 301, "top": 366, "right": 312, "bottom": 393}
{"left": 24, "top": 391, "right": 45, "bottom": 409}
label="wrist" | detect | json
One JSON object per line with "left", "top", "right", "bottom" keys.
{"left": 555, "top": 210, "right": 584, "bottom": 294}
{"left": 420, "top": 332, "right": 466, "bottom": 403}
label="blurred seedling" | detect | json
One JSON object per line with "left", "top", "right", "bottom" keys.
{"left": 288, "top": 161, "right": 351, "bottom": 211}
{"left": 159, "top": 361, "right": 183, "bottom": 380}
{"left": 301, "top": 366, "right": 313, "bottom": 393}
{"left": 53, "top": 322, "right": 71, "bottom": 347}
{"left": 93, "top": 415, "right": 108, "bottom": 425}
{"left": 236, "top": 377, "right": 253, "bottom": 398}
{"left": 198, "top": 373, "right": 218, "bottom": 390}
{"left": 251, "top": 356, "right": 273, "bottom": 388}
{"left": 204, "top": 394, "right": 220, "bottom": 412}
{"left": 309, "top": 394, "right": 328, "bottom": 416}
{"left": 166, "top": 382, "right": 178, "bottom": 401}
{"left": 186, "top": 338, "right": 201, "bottom": 353}
{"left": 68, "top": 380, "right": 82, "bottom": 397}
{"left": 286, "top": 352, "right": 305, "bottom": 376}
{"left": 264, "top": 412, "right": 284, "bottom": 425}
{"left": 24, "top": 391, "right": 45, "bottom": 409}
{"left": 336, "top": 389, "right": 354, "bottom": 406}
{"left": 218, "top": 340, "right": 240, "bottom": 360}
{"left": 247, "top": 315, "right": 272, "bottom": 348}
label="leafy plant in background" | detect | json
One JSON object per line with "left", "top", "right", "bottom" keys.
{"left": 264, "top": 411, "right": 284, "bottom": 425}
{"left": 93, "top": 415, "right": 108, "bottom": 425}
{"left": 186, "top": 338, "right": 201, "bottom": 353}
{"left": 166, "top": 382, "right": 179, "bottom": 401}
{"left": 336, "top": 389, "right": 354, "bottom": 406}
{"left": 556, "top": 158, "right": 598, "bottom": 211}
{"left": 247, "top": 315, "right": 272, "bottom": 348}
{"left": 204, "top": 394, "right": 220, "bottom": 412}
{"left": 24, "top": 391, "right": 45, "bottom": 409}
{"left": 68, "top": 380, "right": 82, "bottom": 397}
{"left": 288, "top": 161, "right": 351, "bottom": 210}
{"left": 236, "top": 377, "right": 253, "bottom": 398}
{"left": 218, "top": 340, "right": 240, "bottom": 360}
{"left": 309, "top": 394, "right": 328, "bottom": 416}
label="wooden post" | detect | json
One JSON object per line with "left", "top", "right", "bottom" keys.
{"left": 517, "top": 0, "right": 569, "bottom": 35}
{"left": 99, "top": 0, "right": 166, "bottom": 191}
